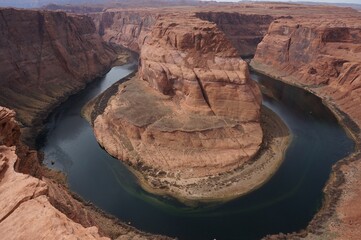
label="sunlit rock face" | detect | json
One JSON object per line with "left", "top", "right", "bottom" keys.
{"left": 252, "top": 12, "right": 361, "bottom": 240}
{"left": 252, "top": 16, "right": 361, "bottom": 127}
{"left": 94, "top": 15, "right": 263, "bottom": 180}
{"left": 0, "top": 106, "right": 108, "bottom": 240}
{"left": 0, "top": 8, "right": 116, "bottom": 144}
{"left": 91, "top": 10, "right": 157, "bottom": 52}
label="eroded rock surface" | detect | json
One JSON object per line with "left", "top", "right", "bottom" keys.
{"left": 0, "top": 106, "right": 171, "bottom": 239}
{"left": 252, "top": 15, "right": 361, "bottom": 128}
{"left": 251, "top": 12, "right": 361, "bottom": 240}
{"left": 0, "top": 8, "right": 117, "bottom": 145}
{"left": 91, "top": 10, "right": 157, "bottom": 52}
{"left": 0, "top": 107, "right": 108, "bottom": 240}
{"left": 93, "top": 15, "right": 263, "bottom": 200}
{"left": 195, "top": 12, "right": 274, "bottom": 57}
{"left": 91, "top": 3, "right": 355, "bottom": 57}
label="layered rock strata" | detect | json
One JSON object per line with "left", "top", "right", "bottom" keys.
{"left": 0, "top": 8, "right": 117, "bottom": 145}
{"left": 92, "top": 15, "right": 265, "bottom": 201}
{"left": 0, "top": 106, "right": 171, "bottom": 240}
{"left": 92, "top": 9, "right": 274, "bottom": 57}
{"left": 91, "top": 3, "right": 356, "bottom": 57}
{"left": 90, "top": 10, "right": 158, "bottom": 52}
{"left": 0, "top": 107, "right": 107, "bottom": 240}
{"left": 195, "top": 12, "right": 274, "bottom": 57}
{"left": 251, "top": 14, "right": 361, "bottom": 240}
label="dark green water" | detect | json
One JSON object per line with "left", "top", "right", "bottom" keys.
{"left": 40, "top": 65, "right": 354, "bottom": 240}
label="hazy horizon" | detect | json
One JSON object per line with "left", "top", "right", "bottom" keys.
{"left": 205, "top": 0, "right": 361, "bottom": 4}
{"left": 0, "top": 0, "right": 360, "bottom": 9}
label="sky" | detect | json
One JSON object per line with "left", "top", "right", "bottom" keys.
{"left": 203, "top": 0, "right": 361, "bottom": 4}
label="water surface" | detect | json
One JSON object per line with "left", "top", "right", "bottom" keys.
{"left": 40, "top": 65, "right": 354, "bottom": 240}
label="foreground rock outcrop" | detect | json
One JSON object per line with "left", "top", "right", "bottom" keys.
{"left": 0, "top": 8, "right": 117, "bottom": 145}
{"left": 0, "top": 107, "right": 107, "bottom": 240}
{"left": 0, "top": 106, "right": 171, "bottom": 240}
{"left": 89, "top": 14, "right": 269, "bottom": 201}
{"left": 251, "top": 12, "right": 361, "bottom": 240}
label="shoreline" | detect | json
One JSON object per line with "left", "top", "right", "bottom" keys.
{"left": 32, "top": 50, "right": 131, "bottom": 149}
{"left": 130, "top": 105, "right": 291, "bottom": 205}
{"left": 39, "top": 167, "right": 172, "bottom": 240}
{"left": 29, "top": 56, "right": 171, "bottom": 239}
{"left": 250, "top": 61, "right": 360, "bottom": 239}
{"left": 85, "top": 82, "right": 291, "bottom": 205}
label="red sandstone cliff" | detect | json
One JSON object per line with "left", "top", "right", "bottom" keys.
{"left": 0, "top": 106, "right": 108, "bottom": 240}
{"left": 92, "top": 14, "right": 263, "bottom": 200}
{"left": 251, "top": 12, "right": 361, "bottom": 240}
{"left": 0, "top": 105, "right": 172, "bottom": 239}
{"left": 252, "top": 15, "right": 361, "bottom": 130}
{"left": 0, "top": 8, "right": 117, "bottom": 145}
{"left": 195, "top": 12, "right": 274, "bottom": 57}
{"left": 91, "top": 9, "right": 273, "bottom": 57}
{"left": 90, "top": 3, "right": 352, "bottom": 57}
{"left": 90, "top": 10, "right": 157, "bottom": 52}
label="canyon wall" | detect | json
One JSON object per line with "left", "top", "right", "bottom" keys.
{"left": 0, "top": 106, "right": 171, "bottom": 240}
{"left": 90, "top": 10, "right": 158, "bottom": 52}
{"left": 195, "top": 12, "right": 274, "bottom": 57}
{"left": 0, "top": 8, "right": 117, "bottom": 145}
{"left": 91, "top": 8, "right": 274, "bottom": 56}
{"left": 92, "top": 14, "right": 263, "bottom": 200}
{"left": 0, "top": 106, "right": 108, "bottom": 240}
{"left": 252, "top": 15, "right": 361, "bottom": 128}
{"left": 251, "top": 13, "right": 361, "bottom": 240}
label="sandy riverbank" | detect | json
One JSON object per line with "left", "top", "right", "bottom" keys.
{"left": 84, "top": 78, "right": 291, "bottom": 204}
{"left": 30, "top": 57, "right": 171, "bottom": 239}
{"left": 127, "top": 105, "right": 291, "bottom": 205}
{"left": 250, "top": 62, "right": 361, "bottom": 240}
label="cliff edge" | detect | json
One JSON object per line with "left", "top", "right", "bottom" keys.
{"left": 0, "top": 106, "right": 108, "bottom": 240}
{"left": 0, "top": 105, "right": 172, "bottom": 240}
{"left": 0, "top": 8, "right": 117, "bottom": 145}
{"left": 89, "top": 14, "right": 274, "bottom": 202}
{"left": 251, "top": 13, "right": 361, "bottom": 240}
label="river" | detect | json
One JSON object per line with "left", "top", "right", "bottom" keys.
{"left": 39, "top": 63, "right": 354, "bottom": 240}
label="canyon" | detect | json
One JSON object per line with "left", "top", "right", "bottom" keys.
{"left": 90, "top": 14, "right": 275, "bottom": 202}
{"left": 0, "top": 8, "right": 117, "bottom": 146}
{"left": 1, "top": 1, "right": 361, "bottom": 240}
{"left": 0, "top": 106, "right": 169, "bottom": 239}
{"left": 0, "top": 7, "right": 164, "bottom": 240}
{"left": 251, "top": 12, "right": 361, "bottom": 239}
{"left": 86, "top": 3, "right": 361, "bottom": 238}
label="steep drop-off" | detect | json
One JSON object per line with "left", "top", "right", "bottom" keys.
{"left": 91, "top": 10, "right": 157, "bottom": 52}
{"left": 195, "top": 12, "right": 274, "bottom": 57}
{"left": 90, "top": 14, "right": 268, "bottom": 201}
{"left": 0, "top": 106, "right": 108, "bottom": 240}
{"left": 90, "top": 3, "right": 356, "bottom": 57}
{"left": 0, "top": 8, "right": 117, "bottom": 145}
{"left": 252, "top": 16, "right": 361, "bottom": 127}
{"left": 91, "top": 9, "right": 274, "bottom": 57}
{"left": 251, "top": 13, "right": 361, "bottom": 240}
{"left": 0, "top": 105, "right": 172, "bottom": 240}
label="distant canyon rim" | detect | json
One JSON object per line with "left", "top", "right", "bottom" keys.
{"left": 0, "top": 1, "right": 361, "bottom": 240}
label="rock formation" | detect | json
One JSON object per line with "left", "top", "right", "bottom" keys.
{"left": 2, "top": 2, "right": 361, "bottom": 239}
{"left": 0, "top": 106, "right": 108, "bottom": 240}
{"left": 195, "top": 12, "right": 274, "bottom": 57}
{"left": 0, "top": 106, "right": 171, "bottom": 240}
{"left": 252, "top": 15, "right": 361, "bottom": 127}
{"left": 0, "top": 8, "right": 117, "bottom": 145}
{"left": 90, "top": 10, "right": 157, "bottom": 52}
{"left": 251, "top": 11, "right": 361, "bottom": 240}
{"left": 91, "top": 3, "right": 355, "bottom": 57}
{"left": 92, "top": 14, "right": 263, "bottom": 200}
